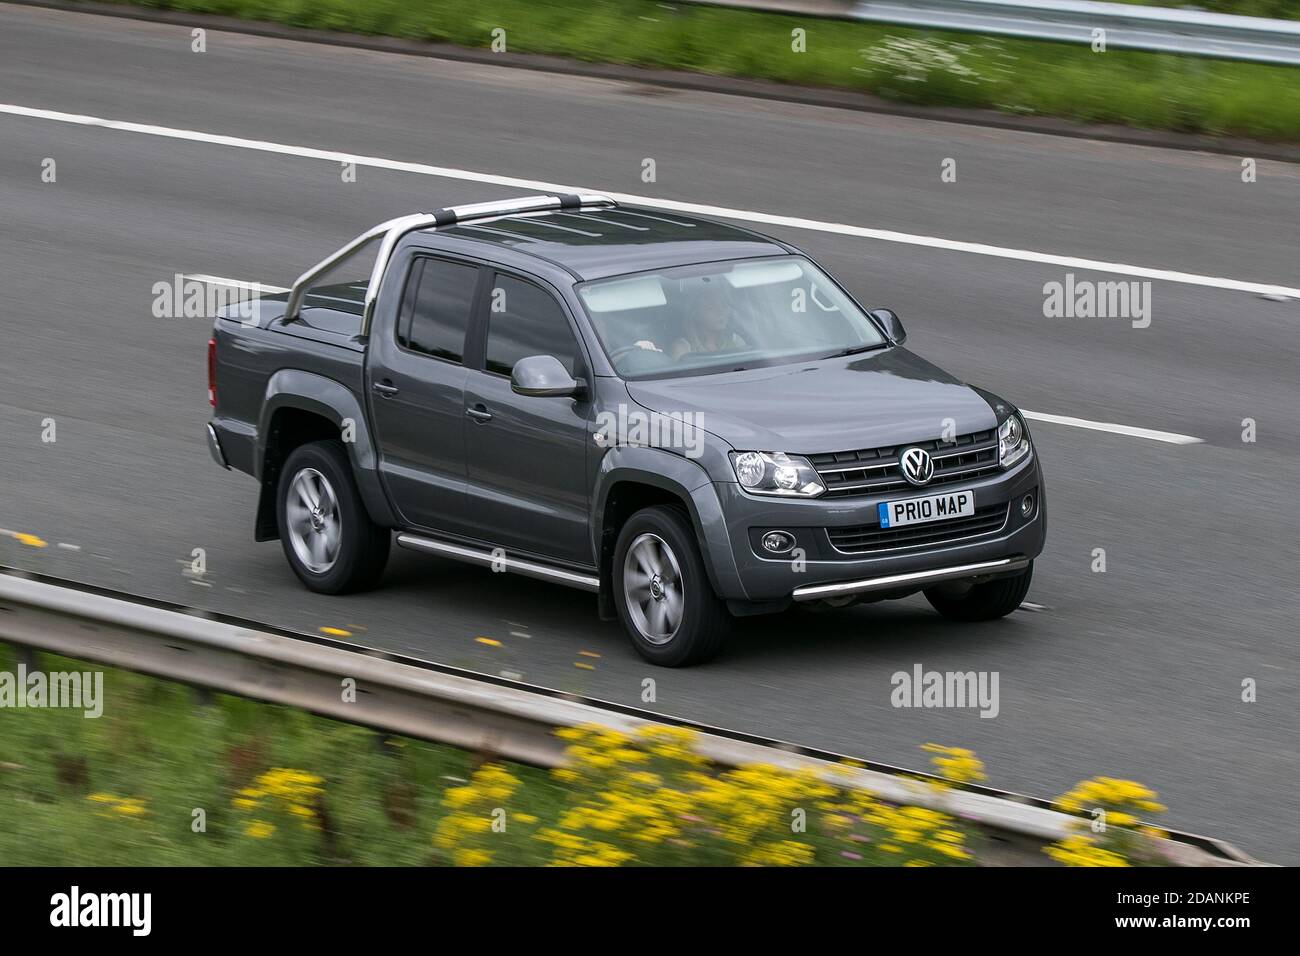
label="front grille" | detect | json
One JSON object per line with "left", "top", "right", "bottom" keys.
{"left": 809, "top": 429, "right": 999, "bottom": 498}
{"left": 827, "top": 502, "right": 1009, "bottom": 555}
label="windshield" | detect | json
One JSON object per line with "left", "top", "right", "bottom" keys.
{"left": 576, "top": 256, "right": 886, "bottom": 379}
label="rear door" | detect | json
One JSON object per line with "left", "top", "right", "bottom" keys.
{"left": 366, "top": 254, "right": 485, "bottom": 534}
{"left": 463, "top": 271, "right": 594, "bottom": 566}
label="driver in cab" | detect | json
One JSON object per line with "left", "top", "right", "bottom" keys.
{"left": 669, "top": 280, "right": 747, "bottom": 361}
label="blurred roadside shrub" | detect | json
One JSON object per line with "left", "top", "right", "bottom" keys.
{"left": 1046, "top": 776, "right": 1170, "bottom": 866}
{"left": 442, "top": 725, "right": 981, "bottom": 866}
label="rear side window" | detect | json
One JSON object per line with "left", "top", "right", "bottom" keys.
{"left": 398, "top": 258, "right": 479, "bottom": 363}
{"left": 485, "top": 275, "right": 579, "bottom": 377}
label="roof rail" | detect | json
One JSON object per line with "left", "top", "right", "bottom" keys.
{"left": 441, "top": 193, "right": 616, "bottom": 227}
{"left": 283, "top": 194, "right": 617, "bottom": 329}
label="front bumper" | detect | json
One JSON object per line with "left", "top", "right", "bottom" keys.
{"left": 713, "top": 451, "right": 1046, "bottom": 603}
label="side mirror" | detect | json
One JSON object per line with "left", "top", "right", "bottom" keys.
{"left": 510, "top": 355, "right": 582, "bottom": 398}
{"left": 870, "top": 308, "right": 906, "bottom": 346}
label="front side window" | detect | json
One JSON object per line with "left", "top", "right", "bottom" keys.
{"left": 399, "top": 258, "right": 479, "bottom": 363}
{"left": 485, "top": 274, "right": 579, "bottom": 377}
{"left": 576, "top": 256, "right": 886, "bottom": 379}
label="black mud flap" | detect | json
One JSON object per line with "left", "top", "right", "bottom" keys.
{"left": 254, "top": 479, "right": 279, "bottom": 542}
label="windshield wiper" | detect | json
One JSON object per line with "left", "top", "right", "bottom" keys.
{"left": 828, "top": 343, "right": 887, "bottom": 358}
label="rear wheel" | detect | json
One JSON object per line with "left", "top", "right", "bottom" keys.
{"left": 613, "top": 506, "right": 729, "bottom": 667}
{"left": 277, "top": 440, "right": 390, "bottom": 594}
{"left": 924, "top": 561, "right": 1033, "bottom": 622}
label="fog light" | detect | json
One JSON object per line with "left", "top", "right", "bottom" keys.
{"left": 1021, "top": 494, "right": 1035, "bottom": 517}
{"left": 761, "top": 531, "right": 795, "bottom": 554}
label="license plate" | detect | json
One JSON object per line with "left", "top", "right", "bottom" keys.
{"left": 878, "top": 490, "right": 974, "bottom": 528}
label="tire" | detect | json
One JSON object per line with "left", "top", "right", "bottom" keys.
{"left": 276, "top": 440, "right": 390, "bottom": 594}
{"left": 612, "top": 505, "right": 729, "bottom": 667}
{"left": 924, "top": 561, "right": 1033, "bottom": 622}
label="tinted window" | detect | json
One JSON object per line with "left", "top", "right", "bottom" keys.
{"left": 485, "top": 275, "right": 579, "bottom": 376}
{"left": 399, "top": 258, "right": 479, "bottom": 363}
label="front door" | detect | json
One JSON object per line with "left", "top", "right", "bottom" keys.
{"left": 463, "top": 272, "right": 593, "bottom": 566}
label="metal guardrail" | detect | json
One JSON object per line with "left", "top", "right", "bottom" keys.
{"left": 0, "top": 567, "right": 1258, "bottom": 865}
{"left": 847, "top": 0, "right": 1300, "bottom": 65}
{"left": 702, "top": 0, "right": 1300, "bottom": 65}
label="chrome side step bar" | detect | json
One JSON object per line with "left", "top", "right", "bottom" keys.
{"left": 395, "top": 533, "right": 600, "bottom": 593}
{"left": 791, "top": 556, "right": 1030, "bottom": 602}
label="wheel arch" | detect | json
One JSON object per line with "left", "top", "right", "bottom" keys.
{"left": 592, "top": 447, "right": 747, "bottom": 617}
{"left": 254, "top": 370, "right": 395, "bottom": 540}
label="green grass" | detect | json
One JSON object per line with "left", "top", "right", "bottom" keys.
{"left": 0, "top": 642, "right": 566, "bottom": 865}
{"left": 107, "top": 0, "right": 1300, "bottom": 139}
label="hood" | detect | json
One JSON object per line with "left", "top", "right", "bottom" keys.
{"left": 624, "top": 347, "right": 998, "bottom": 454}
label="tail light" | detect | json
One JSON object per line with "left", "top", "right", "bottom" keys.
{"left": 207, "top": 337, "right": 217, "bottom": 407}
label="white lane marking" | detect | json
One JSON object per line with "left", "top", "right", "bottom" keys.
{"left": 195, "top": 270, "right": 1208, "bottom": 444}
{"left": 4, "top": 103, "right": 1299, "bottom": 300}
{"left": 183, "top": 273, "right": 290, "bottom": 293}
{"left": 1022, "top": 410, "right": 1202, "bottom": 444}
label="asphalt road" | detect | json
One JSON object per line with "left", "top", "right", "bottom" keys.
{"left": 1, "top": 5, "right": 1297, "bottom": 861}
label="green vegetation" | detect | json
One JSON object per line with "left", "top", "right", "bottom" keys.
{"left": 108, "top": 0, "right": 1300, "bottom": 139}
{"left": 0, "top": 642, "right": 975, "bottom": 867}
{"left": 0, "top": 643, "right": 565, "bottom": 864}
{"left": 0, "top": 642, "right": 1173, "bottom": 866}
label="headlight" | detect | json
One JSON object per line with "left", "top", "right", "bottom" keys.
{"left": 730, "top": 451, "right": 825, "bottom": 497}
{"left": 998, "top": 414, "right": 1031, "bottom": 469}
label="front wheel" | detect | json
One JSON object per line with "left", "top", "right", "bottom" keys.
{"left": 277, "top": 440, "right": 390, "bottom": 594}
{"left": 924, "top": 561, "right": 1033, "bottom": 622}
{"left": 612, "top": 506, "right": 729, "bottom": 667}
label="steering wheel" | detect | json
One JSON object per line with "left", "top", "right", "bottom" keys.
{"left": 607, "top": 344, "right": 661, "bottom": 362}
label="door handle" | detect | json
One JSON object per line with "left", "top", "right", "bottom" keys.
{"left": 372, "top": 381, "right": 400, "bottom": 397}
{"left": 466, "top": 404, "right": 493, "bottom": 423}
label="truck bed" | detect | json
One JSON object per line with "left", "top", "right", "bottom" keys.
{"left": 210, "top": 282, "right": 369, "bottom": 477}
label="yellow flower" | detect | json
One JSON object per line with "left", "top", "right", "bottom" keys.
{"left": 922, "top": 743, "right": 987, "bottom": 786}
{"left": 244, "top": 820, "right": 276, "bottom": 839}
{"left": 112, "top": 799, "right": 147, "bottom": 817}
{"left": 86, "top": 793, "right": 148, "bottom": 819}
{"left": 1045, "top": 834, "right": 1130, "bottom": 867}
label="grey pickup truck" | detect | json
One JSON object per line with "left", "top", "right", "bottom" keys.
{"left": 207, "top": 194, "right": 1045, "bottom": 666}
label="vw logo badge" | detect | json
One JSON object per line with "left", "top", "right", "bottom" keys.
{"left": 899, "top": 446, "right": 935, "bottom": 486}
